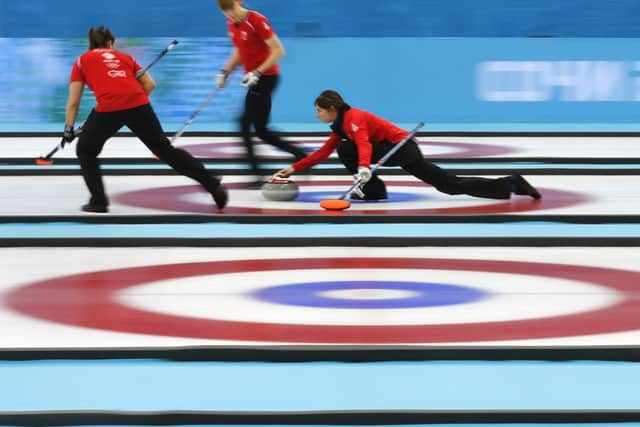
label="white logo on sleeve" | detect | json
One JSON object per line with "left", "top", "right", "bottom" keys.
{"left": 263, "top": 22, "right": 270, "bottom": 31}
{"left": 351, "top": 123, "right": 359, "bottom": 132}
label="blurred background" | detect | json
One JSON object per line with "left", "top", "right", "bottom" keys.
{"left": 2, "top": 0, "right": 640, "bottom": 131}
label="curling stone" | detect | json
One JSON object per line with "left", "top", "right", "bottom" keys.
{"left": 261, "top": 178, "right": 299, "bottom": 201}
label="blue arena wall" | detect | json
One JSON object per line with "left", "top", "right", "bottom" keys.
{"left": 2, "top": 0, "right": 640, "bottom": 38}
{"left": 3, "top": 37, "right": 640, "bottom": 131}
{"left": 274, "top": 38, "right": 640, "bottom": 129}
{"left": 2, "top": 1, "right": 640, "bottom": 131}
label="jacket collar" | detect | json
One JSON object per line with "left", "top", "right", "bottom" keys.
{"left": 329, "top": 103, "right": 351, "bottom": 138}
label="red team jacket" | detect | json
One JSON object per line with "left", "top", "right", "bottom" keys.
{"left": 292, "top": 107, "right": 410, "bottom": 171}
{"left": 70, "top": 49, "right": 149, "bottom": 112}
{"left": 227, "top": 10, "right": 279, "bottom": 75}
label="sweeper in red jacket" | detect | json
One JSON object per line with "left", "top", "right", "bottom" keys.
{"left": 275, "top": 90, "right": 541, "bottom": 201}
{"left": 64, "top": 26, "right": 227, "bottom": 213}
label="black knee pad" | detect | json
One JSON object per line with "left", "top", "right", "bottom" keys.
{"left": 362, "top": 177, "right": 387, "bottom": 199}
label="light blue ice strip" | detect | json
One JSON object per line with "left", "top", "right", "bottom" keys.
{"left": 3, "top": 163, "right": 640, "bottom": 170}
{"left": 6, "top": 121, "right": 640, "bottom": 132}
{"left": 5, "top": 425, "right": 636, "bottom": 427}
{"left": 0, "top": 423, "right": 640, "bottom": 427}
{"left": 2, "top": 425, "right": 635, "bottom": 427}
{"left": 0, "top": 360, "right": 638, "bottom": 411}
{"left": 0, "top": 222, "right": 639, "bottom": 239}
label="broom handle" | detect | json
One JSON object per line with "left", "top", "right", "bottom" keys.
{"left": 339, "top": 121, "right": 425, "bottom": 200}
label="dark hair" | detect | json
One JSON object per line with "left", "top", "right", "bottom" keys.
{"left": 88, "top": 26, "right": 115, "bottom": 50}
{"left": 218, "top": 0, "right": 242, "bottom": 10}
{"left": 314, "top": 90, "right": 345, "bottom": 110}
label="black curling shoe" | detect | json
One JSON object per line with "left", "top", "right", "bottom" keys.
{"left": 211, "top": 185, "right": 228, "bottom": 209}
{"left": 81, "top": 203, "right": 109, "bottom": 213}
{"left": 511, "top": 174, "right": 541, "bottom": 199}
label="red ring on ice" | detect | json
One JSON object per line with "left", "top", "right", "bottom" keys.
{"left": 179, "top": 139, "right": 514, "bottom": 159}
{"left": 113, "top": 180, "right": 586, "bottom": 215}
{"left": 6, "top": 258, "right": 639, "bottom": 343}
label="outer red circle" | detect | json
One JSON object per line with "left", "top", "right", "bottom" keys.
{"left": 113, "top": 180, "right": 587, "bottom": 215}
{"left": 6, "top": 258, "right": 639, "bottom": 343}
{"left": 179, "top": 140, "right": 514, "bottom": 159}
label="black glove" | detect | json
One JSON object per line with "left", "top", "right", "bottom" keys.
{"left": 62, "top": 124, "right": 75, "bottom": 145}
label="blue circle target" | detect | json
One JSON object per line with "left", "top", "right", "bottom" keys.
{"left": 294, "top": 191, "right": 425, "bottom": 204}
{"left": 253, "top": 281, "right": 489, "bottom": 309}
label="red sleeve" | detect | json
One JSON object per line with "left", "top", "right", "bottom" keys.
{"left": 130, "top": 55, "right": 143, "bottom": 74}
{"left": 70, "top": 57, "right": 85, "bottom": 83}
{"left": 349, "top": 112, "right": 373, "bottom": 168}
{"left": 292, "top": 133, "right": 340, "bottom": 171}
{"left": 252, "top": 12, "right": 276, "bottom": 40}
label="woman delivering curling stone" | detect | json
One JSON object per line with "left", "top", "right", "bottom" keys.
{"left": 63, "top": 27, "right": 227, "bottom": 213}
{"left": 274, "top": 90, "right": 541, "bottom": 202}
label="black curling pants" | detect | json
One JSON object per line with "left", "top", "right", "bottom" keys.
{"left": 240, "top": 74, "right": 306, "bottom": 175}
{"left": 76, "top": 103, "right": 221, "bottom": 206}
{"left": 337, "top": 138, "right": 513, "bottom": 199}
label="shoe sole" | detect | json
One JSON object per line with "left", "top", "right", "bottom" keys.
{"left": 514, "top": 175, "right": 541, "bottom": 200}
{"left": 82, "top": 208, "right": 109, "bottom": 213}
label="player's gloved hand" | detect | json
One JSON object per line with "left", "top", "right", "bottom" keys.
{"left": 62, "top": 124, "right": 76, "bottom": 145}
{"left": 351, "top": 185, "right": 365, "bottom": 199}
{"left": 215, "top": 69, "right": 229, "bottom": 89}
{"left": 356, "top": 166, "right": 372, "bottom": 183}
{"left": 241, "top": 70, "right": 262, "bottom": 88}
{"left": 273, "top": 167, "right": 294, "bottom": 179}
